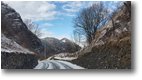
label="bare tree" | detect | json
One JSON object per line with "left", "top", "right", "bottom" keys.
{"left": 24, "top": 19, "right": 42, "bottom": 37}
{"left": 73, "top": 2, "right": 109, "bottom": 44}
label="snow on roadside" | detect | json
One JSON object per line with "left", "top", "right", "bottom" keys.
{"left": 54, "top": 56, "right": 77, "bottom": 61}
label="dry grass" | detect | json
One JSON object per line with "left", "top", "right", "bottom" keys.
{"left": 71, "top": 34, "right": 131, "bottom": 69}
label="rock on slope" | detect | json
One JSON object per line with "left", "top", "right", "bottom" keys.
{"left": 1, "top": 2, "right": 43, "bottom": 69}
{"left": 41, "top": 37, "right": 81, "bottom": 57}
{"left": 71, "top": 1, "right": 131, "bottom": 69}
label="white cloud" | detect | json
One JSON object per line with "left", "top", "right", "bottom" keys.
{"left": 39, "top": 29, "right": 54, "bottom": 39}
{"left": 61, "top": 1, "right": 100, "bottom": 13}
{"left": 5, "top": 1, "right": 57, "bottom": 21}
{"left": 61, "top": 1, "right": 99, "bottom": 17}
{"left": 38, "top": 22, "right": 54, "bottom": 38}
{"left": 62, "top": 1, "right": 83, "bottom": 13}
{"left": 4, "top": 1, "right": 98, "bottom": 20}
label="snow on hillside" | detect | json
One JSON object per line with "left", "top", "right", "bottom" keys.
{"left": 49, "top": 52, "right": 78, "bottom": 60}
{"left": 1, "top": 33, "right": 33, "bottom": 54}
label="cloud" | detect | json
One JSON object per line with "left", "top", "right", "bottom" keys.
{"left": 62, "top": 1, "right": 83, "bottom": 13}
{"left": 60, "top": 1, "right": 99, "bottom": 17}
{"left": 5, "top": 1, "right": 57, "bottom": 21}
{"left": 4, "top": 1, "right": 98, "bottom": 20}
{"left": 54, "top": 1, "right": 85, "bottom": 17}
{"left": 36, "top": 22, "right": 54, "bottom": 38}
{"left": 61, "top": 1, "right": 100, "bottom": 13}
{"left": 39, "top": 29, "right": 54, "bottom": 39}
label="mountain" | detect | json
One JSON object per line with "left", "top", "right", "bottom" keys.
{"left": 41, "top": 37, "right": 81, "bottom": 57}
{"left": 71, "top": 1, "right": 131, "bottom": 69}
{"left": 60, "top": 38, "right": 81, "bottom": 53}
{"left": 1, "top": 2, "right": 44, "bottom": 69}
{"left": 1, "top": 2, "right": 44, "bottom": 56}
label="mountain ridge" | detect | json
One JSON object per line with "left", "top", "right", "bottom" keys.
{"left": 41, "top": 37, "right": 81, "bottom": 57}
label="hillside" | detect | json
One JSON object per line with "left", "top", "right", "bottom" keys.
{"left": 1, "top": 2, "right": 41, "bottom": 69}
{"left": 41, "top": 37, "right": 81, "bottom": 57}
{"left": 1, "top": 2, "right": 44, "bottom": 56}
{"left": 1, "top": 33, "right": 38, "bottom": 69}
{"left": 71, "top": 1, "right": 131, "bottom": 69}
{"left": 1, "top": 1, "right": 131, "bottom": 69}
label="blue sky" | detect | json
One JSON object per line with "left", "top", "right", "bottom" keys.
{"left": 5, "top": 1, "right": 122, "bottom": 40}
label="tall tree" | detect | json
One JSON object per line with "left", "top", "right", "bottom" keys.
{"left": 73, "top": 2, "right": 108, "bottom": 44}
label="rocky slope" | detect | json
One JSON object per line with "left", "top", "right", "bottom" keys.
{"left": 1, "top": 2, "right": 44, "bottom": 56}
{"left": 71, "top": 1, "right": 131, "bottom": 69}
{"left": 1, "top": 33, "right": 38, "bottom": 69}
{"left": 1, "top": 2, "right": 43, "bottom": 69}
{"left": 41, "top": 37, "right": 81, "bottom": 57}
{"left": 1, "top": 33, "right": 33, "bottom": 53}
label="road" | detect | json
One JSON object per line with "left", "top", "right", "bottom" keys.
{"left": 34, "top": 60, "right": 84, "bottom": 69}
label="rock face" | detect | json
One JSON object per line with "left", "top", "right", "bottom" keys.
{"left": 1, "top": 2, "right": 43, "bottom": 69}
{"left": 41, "top": 37, "right": 81, "bottom": 57}
{"left": 1, "top": 2, "right": 44, "bottom": 56}
{"left": 71, "top": 1, "right": 131, "bottom": 69}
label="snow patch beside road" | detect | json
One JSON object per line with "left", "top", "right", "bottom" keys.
{"left": 54, "top": 56, "right": 77, "bottom": 61}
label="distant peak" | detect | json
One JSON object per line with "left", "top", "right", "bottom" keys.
{"left": 60, "top": 38, "right": 70, "bottom": 43}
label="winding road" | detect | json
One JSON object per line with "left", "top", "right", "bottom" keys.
{"left": 34, "top": 60, "right": 84, "bottom": 69}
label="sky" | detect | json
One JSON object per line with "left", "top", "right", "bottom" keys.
{"left": 4, "top": 1, "right": 122, "bottom": 41}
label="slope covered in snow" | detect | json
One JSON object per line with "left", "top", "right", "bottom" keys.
{"left": 1, "top": 33, "right": 33, "bottom": 54}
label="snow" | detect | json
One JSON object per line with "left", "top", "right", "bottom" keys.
{"left": 1, "top": 48, "right": 33, "bottom": 54}
{"left": 62, "top": 39, "right": 66, "bottom": 43}
{"left": 54, "top": 56, "right": 77, "bottom": 61}
{"left": 1, "top": 33, "right": 33, "bottom": 54}
{"left": 48, "top": 52, "right": 78, "bottom": 61}
{"left": 34, "top": 60, "right": 84, "bottom": 69}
